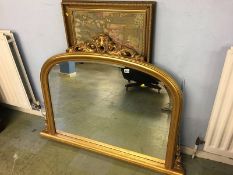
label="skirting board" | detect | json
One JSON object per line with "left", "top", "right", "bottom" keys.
{"left": 181, "top": 146, "right": 233, "bottom": 165}
{"left": 1, "top": 103, "right": 42, "bottom": 117}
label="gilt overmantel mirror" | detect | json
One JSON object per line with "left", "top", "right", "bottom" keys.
{"left": 40, "top": 51, "right": 183, "bottom": 174}
{"left": 40, "top": 1, "right": 184, "bottom": 175}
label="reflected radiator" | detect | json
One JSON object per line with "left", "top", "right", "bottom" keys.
{"left": 0, "top": 30, "right": 38, "bottom": 110}
{"left": 204, "top": 47, "right": 233, "bottom": 158}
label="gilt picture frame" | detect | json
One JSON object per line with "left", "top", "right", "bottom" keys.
{"left": 62, "top": 0, "right": 155, "bottom": 62}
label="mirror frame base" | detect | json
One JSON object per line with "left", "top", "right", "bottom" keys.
{"left": 41, "top": 130, "right": 184, "bottom": 175}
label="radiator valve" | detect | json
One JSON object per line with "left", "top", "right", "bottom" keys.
{"left": 192, "top": 137, "right": 205, "bottom": 159}
{"left": 31, "top": 101, "right": 41, "bottom": 110}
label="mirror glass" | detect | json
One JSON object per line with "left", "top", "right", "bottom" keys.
{"left": 49, "top": 61, "right": 171, "bottom": 160}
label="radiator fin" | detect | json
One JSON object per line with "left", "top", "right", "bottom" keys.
{"left": 0, "top": 30, "right": 35, "bottom": 110}
{"left": 204, "top": 47, "right": 233, "bottom": 158}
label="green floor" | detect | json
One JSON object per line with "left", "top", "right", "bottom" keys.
{"left": 0, "top": 108, "right": 233, "bottom": 175}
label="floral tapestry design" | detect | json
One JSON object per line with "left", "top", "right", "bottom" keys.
{"left": 72, "top": 10, "right": 146, "bottom": 55}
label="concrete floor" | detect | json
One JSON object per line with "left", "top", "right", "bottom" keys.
{"left": 1, "top": 108, "right": 233, "bottom": 175}
{"left": 49, "top": 63, "right": 170, "bottom": 159}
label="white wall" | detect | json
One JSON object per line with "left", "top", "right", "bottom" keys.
{"left": 153, "top": 0, "right": 233, "bottom": 147}
{"left": 0, "top": 0, "right": 233, "bottom": 148}
{"left": 0, "top": 0, "right": 67, "bottom": 102}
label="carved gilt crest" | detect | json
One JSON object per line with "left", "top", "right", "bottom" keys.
{"left": 66, "top": 34, "right": 145, "bottom": 62}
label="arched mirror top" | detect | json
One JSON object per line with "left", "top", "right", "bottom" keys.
{"left": 42, "top": 52, "right": 182, "bottom": 100}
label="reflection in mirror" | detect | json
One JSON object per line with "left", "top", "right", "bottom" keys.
{"left": 49, "top": 61, "right": 171, "bottom": 160}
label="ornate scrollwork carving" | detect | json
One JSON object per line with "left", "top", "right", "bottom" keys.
{"left": 41, "top": 109, "right": 48, "bottom": 132}
{"left": 66, "top": 33, "right": 146, "bottom": 62}
{"left": 44, "top": 118, "right": 48, "bottom": 132}
{"left": 174, "top": 145, "right": 183, "bottom": 171}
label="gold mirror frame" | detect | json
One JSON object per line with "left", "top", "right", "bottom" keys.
{"left": 40, "top": 52, "right": 184, "bottom": 175}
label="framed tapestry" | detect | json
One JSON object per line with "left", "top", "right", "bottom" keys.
{"left": 62, "top": 0, "right": 155, "bottom": 62}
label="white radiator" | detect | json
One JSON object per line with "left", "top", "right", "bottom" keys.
{"left": 204, "top": 47, "right": 233, "bottom": 159}
{"left": 0, "top": 30, "right": 38, "bottom": 111}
